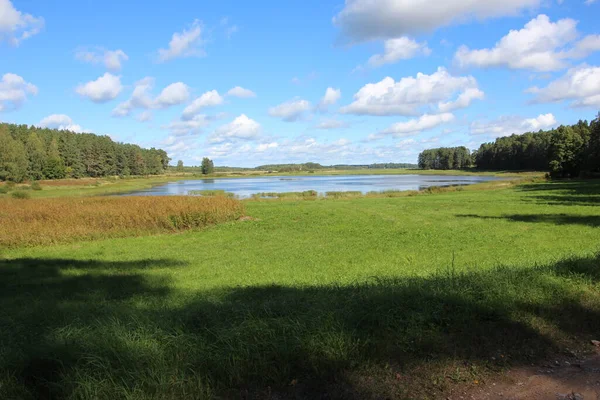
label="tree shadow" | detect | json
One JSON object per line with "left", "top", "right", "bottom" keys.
{"left": 2, "top": 255, "right": 600, "bottom": 399}
{"left": 0, "top": 257, "right": 184, "bottom": 400}
{"left": 518, "top": 181, "right": 600, "bottom": 207}
{"left": 456, "top": 213, "right": 600, "bottom": 227}
{"left": 164, "top": 255, "right": 600, "bottom": 399}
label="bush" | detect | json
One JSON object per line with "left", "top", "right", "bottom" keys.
{"left": 0, "top": 186, "right": 9, "bottom": 194}
{"left": 11, "top": 190, "right": 31, "bottom": 199}
{"left": 31, "top": 181, "right": 42, "bottom": 191}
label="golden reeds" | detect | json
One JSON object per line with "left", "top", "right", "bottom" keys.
{"left": 0, "top": 196, "right": 244, "bottom": 248}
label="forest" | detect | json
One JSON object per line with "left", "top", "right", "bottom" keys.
{"left": 419, "top": 114, "right": 600, "bottom": 176}
{"left": 0, "top": 123, "right": 170, "bottom": 182}
{"left": 417, "top": 147, "right": 472, "bottom": 170}
{"left": 473, "top": 117, "right": 600, "bottom": 176}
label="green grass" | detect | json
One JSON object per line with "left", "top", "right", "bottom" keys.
{"left": 1, "top": 180, "right": 599, "bottom": 399}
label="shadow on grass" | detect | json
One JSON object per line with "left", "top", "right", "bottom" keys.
{"left": 456, "top": 213, "right": 600, "bottom": 227}
{"left": 518, "top": 180, "right": 600, "bottom": 207}
{"left": 1, "top": 255, "right": 600, "bottom": 399}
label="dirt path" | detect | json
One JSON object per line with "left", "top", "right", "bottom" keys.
{"left": 448, "top": 348, "right": 600, "bottom": 400}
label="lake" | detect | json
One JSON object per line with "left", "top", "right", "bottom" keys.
{"left": 125, "top": 174, "right": 503, "bottom": 198}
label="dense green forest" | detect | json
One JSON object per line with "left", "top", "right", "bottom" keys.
{"left": 417, "top": 147, "right": 472, "bottom": 170}
{"left": 474, "top": 117, "right": 600, "bottom": 176}
{"left": 0, "top": 123, "right": 169, "bottom": 182}
{"left": 419, "top": 114, "right": 600, "bottom": 176}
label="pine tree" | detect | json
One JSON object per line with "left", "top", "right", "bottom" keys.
{"left": 0, "top": 126, "right": 28, "bottom": 182}
{"left": 25, "top": 132, "right": 47, "bottom": 180}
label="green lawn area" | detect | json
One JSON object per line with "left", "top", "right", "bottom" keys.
{"left": 1, "top": 180, "right": 599, "bottom": 399}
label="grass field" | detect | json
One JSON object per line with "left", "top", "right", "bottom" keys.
{"left": 0, "top": 179, "right": 599, "bottom": 399}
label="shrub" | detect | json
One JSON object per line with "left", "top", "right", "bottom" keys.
{"left": 11, "top": 191, "right": 31, "bottom": 199}
{"left": 31, "top": 181, "right": 42, "bottom": 191}
{"left": 0, "top": 186, "right": 9, "bottom": 194}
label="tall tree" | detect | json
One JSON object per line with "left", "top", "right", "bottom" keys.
{"left": 201, "top": 157, "right": 214, "bottom": 175}
{"left": 25, "top": 132, "right": 47, "bottom": 180}
{"left": 0, "top": 126, "right": 28, "bottom": 182}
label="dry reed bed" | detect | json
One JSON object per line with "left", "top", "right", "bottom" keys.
{"left": 0, "top": 196, "right": 245, "bottom": 248}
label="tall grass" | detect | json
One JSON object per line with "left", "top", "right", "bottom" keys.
{"left": 0, "top": 196, "right": 245, "bottom": 247}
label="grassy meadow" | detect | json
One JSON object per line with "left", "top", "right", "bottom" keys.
{"left": 0, "top": 178, "right": 599, "bottom": 399}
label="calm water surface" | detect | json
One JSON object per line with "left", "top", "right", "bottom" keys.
{"left": 125, "top": 174, "right": 502, "bottom": 198}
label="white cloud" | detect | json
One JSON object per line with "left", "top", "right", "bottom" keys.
{"left": 317, "top": 87, "right": 341, "bottom": 111}
{"left": 113, "top": 78, "right": 190, "bottom": 116}
{"left": 164, "top": 114, "right": 211, "bottom": 137}
{"left": 455, "top": 15, "right": 600, "bottom": 72}
{"left": 227, "top": 86, "right": 256, "bottom": 98}
{"left": 340, "top": 67, "right": 482, "bottom": 116}
{"left": 182, "top": 90, "right": 224, "bottom": 120}
{"left": 527, "top": 65, "right": 600, "bottom": 108}
{"left": 0, "top": 0, "right": 44, "bottom": 45}
{"left": 314, "top": 119, "right": 350, "bottom": 130}
{"left": 208, "top": 114, "right": 261, "bottom": 143}
{"left": 75, "top": 48, "right": 129, "bottom": 71}
{"left": 76, "top": 73, "right": 122, "bottom": 103}
{"left": 158, "top": 19, "right": 204, "bottom": 62}
{"left": 368, "top": 37, "right": 431, "bottom": 67}
{"left": 269, "top": 99, "right": 312, "bottom": 121}
{"left": 256, "top": 142, "right": 279, "bottom": 152}
{"left": 333, "top": 0, "right": 541, "bottom": 42}
{"left": 372, "top": 113, "right": 455, "bottom": 140}
{"left": 112, "top": 77, "right": 154, "bottom": 116}
{"left": 470, "top": 113, "right": 557, "bottom": 137}
{"left": 154, "top": 82, "right": 190, "bottom": 108}
{"left": 0, "top": 72, "right": 37, "bottom": 111}
{"left": 438, "top": 88, "right": 485, "bottom": 112}
{"left": 585, "top": 0, "right": 597, "bottom": 4}
{"left": 38, "top": 114, "right": 83, "bottom": 132}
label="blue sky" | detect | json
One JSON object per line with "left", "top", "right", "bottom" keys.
{"left": 1, "top": 0, "right": 600, "bottom": 167}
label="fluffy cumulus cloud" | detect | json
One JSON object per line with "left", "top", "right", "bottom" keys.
{"left": 317, "top": 88, "right": 341, "bottom": 111}
{"left": 370, "top": 113, "right": 455, "bottom": 140}
{"left": 256, "top": 142, "right": 279, "bottom": 152}
{"left": 163, "top": 114, "right": 211, "bottom": 137}
{"left": 154, "top": 82, "right": 190, "bottom": 108}
{"left": 470, "top": 113, "right": 557, "bottom": 137}
{"left": 333, "top": 0, "right": 541, "bottom": 42}
{"left": 438, "top": 88, "right": 485, "bottom": 112}
{"left": 76, "top": 73, "right": 123, "bottom": 103}
{"left": 269, "top": 99, "right": 312, "bottom": 121}
{"left": 368, "top": 37, "right": 431, "bottom": 67}
{"left": 227, "top": 86, "right": 256, "bottom": 98}
{"left": 158, "top": 19, "right": 204, "bottom": 62}
{"left": 0, "top": 0, "right": 44, "bottom": 45}
{"left": 527, "top": 65, "right": 600, "bottom": 108}
{"left": 75, "top": 48, "right": 129, "bottom": 71}
{"left": 113, "top": 78, "right": 190, "bottom": 116}
{"left": 182, "top": 90, "right": 224, "bottom": 120}
{"left": 208, "top": 114, "right": 261, "bottom": 144}
{"left": 0, "top": 72, "right": 37, "bottom": 111}
{"left": 38, "top": 114, "right": 83, "bottom": 132}
{"left": 340, "top": 67, "right": 483, "bottom": 116}
{"left": 455, "top": 15, "right": 600, "bottom": 72}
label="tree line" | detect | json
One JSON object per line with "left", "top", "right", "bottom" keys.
{"left": 0, "top": 123, "right": 170, "bottom": 182}
{"left": 418, "top": 147, "right": 472, "bottom": 170}
{"left": 418, "top": 114, "right": 600, "bottom": 176}
{"left": 473, "top": 117, "right": 600, "bottom": 176}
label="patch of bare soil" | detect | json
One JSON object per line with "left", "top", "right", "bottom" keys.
{"left": 450, "top": 347, "right": 600, "bottom": 400}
